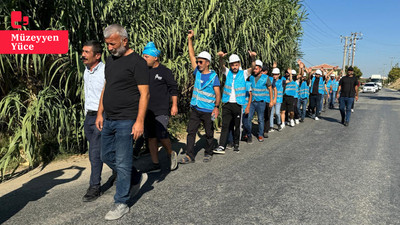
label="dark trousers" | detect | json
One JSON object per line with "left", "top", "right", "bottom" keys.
{"left": 309, "top": 94, "right": 322, "bottom": 117}
{"left": 219, "top": 103, "right": 242, "bottom": 147}
{"left": 84, "top": 115, "right": 103, "bottom": 188}
{"left": 264, "top": 103, "right": 272, "bottom": 132}
{"left": 294, "top": 98, "right": 300, "bottom": 119}
{"left": 186, "top": 107, "right": 214, "bottom": 159}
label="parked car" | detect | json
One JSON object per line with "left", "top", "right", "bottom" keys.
{"left": 363, "top": 83, "right": 378, "bottom": 93}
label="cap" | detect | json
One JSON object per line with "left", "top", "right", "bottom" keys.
{"left": 197, "top": 51, "right": 212, "bottom": 62}
{"left": 255, "top": 59, "right": 263, "bottom": 68}
{"left": 228, "top": 54, "right": 241, "bottom": 63}
{"left": 347, "top": 66, "right": 354, "bottom": 71}
{"left": 272, "top": 68, "right": 280, "bottom": 74}
{"left": 291, "top": 69, "right": 297, "bottom": 75}
{"left": 315, "top": 69, "right": 322, "bottom": 75}
{"left": 142, "top": 42, "right": 161, "bottom": 57}
{"left": 262, "top": 65, "right": 268, "bottom": 72}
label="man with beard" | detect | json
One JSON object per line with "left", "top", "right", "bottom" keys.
{"left": 213, "top": 51, "right": 256, "bottom": 154}
{"left": 247, "top": 60, "right": 273, "bottom": 142}
{"left": 179, "top": 30, "right": 221, "bottom": 163}
{"left": 336, "top": 66, "right": 359, "bottom": 126}
{"left": 96, "top": 24, "right": 149, "bottom": 220}
{"left": 81, "top": 40, "right": 107, "bottom": 202}
{"left": 141, "top": 42, "right": 179, "bottom": 173}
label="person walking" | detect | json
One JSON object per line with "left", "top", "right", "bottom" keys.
{"left": 179, "top": 30, "right": 221, "bottom": 164}
{"left": 96, "top": 24, "right": 149, "bottom": 220}
{"left": 141, "top": 42, "right": 179, "bottom": 173}
{"left": 336, "top": 66, "right": 359, "bottom": 126}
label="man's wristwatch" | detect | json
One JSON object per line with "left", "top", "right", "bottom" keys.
{"left": 215, "top": 105, "right": 219, "bottom": 109}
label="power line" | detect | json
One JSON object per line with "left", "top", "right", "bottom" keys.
{"left": 303, "top": 1, "right": 341, "bottom": 36}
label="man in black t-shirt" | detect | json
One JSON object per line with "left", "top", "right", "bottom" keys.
{"left": 336, "top": 66, "right": 359, "bottom": 126}
{"left": 95, "top": 24, "right": 149, "bottom": 221}
{"left": 141, "top": 42, "right": 179, "bottom": 173}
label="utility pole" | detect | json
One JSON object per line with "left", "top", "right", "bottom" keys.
{"left": 347, "top": 42, "right": 352, "bottom": 66}
{"left": 351, "top": 32, "right": 362, "bottom": 67}
{"left": 341, "top": 35, "right": 351, "bottom": 76}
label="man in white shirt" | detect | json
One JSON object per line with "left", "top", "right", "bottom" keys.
{"left": 213, "top": 51, "right": 256, "bottom": 154}
{"left": 81, "top": 40, "right": 106, "bottom": 202}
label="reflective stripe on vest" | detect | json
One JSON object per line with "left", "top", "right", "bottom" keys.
{"left": 190, "top": 70, "right": 217, "bottom": 110}
{"left": 250, "top": 74, "right": 269, "bottom": 102}
{"left": 311, "top": 77, "right": 325, "bottom": 95}
{"left": 275, "top": 77, "right": 285, "bottom": 103}
{"left": 299, "top": 81, "right": 310, "bottom": 99}
{"left": 284, "top": 81, "right": 297, "bottom": 97}
{"left": 222, "top": 70, "right": 247, "bottom": 105}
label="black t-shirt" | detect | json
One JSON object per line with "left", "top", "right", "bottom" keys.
{"left": 148, "top": 64, "right": 178, "bottom": 115}
{"left": 103, "top": 52, "right": 149, "bottom": 120}
{"left": 311, "top": 76, "right": 320, "bottom": 95}
{"left": 339, "top": 76, "right": 358, "bottom": 98}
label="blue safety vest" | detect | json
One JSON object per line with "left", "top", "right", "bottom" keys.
{"left": 190, "top": 69, "right": 217, "bottom": 110}
{"left": 310, "top": 77, "right": 325, "bottom": 95}
{"left": 332, "top": 80, "right": 339, "bottom": 91}
{"left": 325, "top": 80, "right": 332, "bottom": 94}
{"left": 299, "top": 81, "right": 310, "bottom": 99}
{"left": 222, "top": 70, "right": 247, "bottom": 105}
{"left": 275, "top": 77, "right": 285, "bottom": 103}
{"left": 284, "top": 81, "right": 298, "bottom": 97}
{"left": 250, "top": 74, "right": 269, "bottom": 102}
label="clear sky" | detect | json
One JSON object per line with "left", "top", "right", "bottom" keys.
{"left": 300, "top": 0, "right": 400, "bottom": 78}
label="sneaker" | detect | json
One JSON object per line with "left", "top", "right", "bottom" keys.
{"left": 203, "top": 154, "right": 212, "bottom": 163}
{"left": 226, "top": 143, "right": 234, "bottom": 150}
{"left": 277, "top": 124, "right": 283, "bottom": 131}
{"left": 82, "top": 186, "right": 101, "bottom": 202}
{"left": 295, "top": 119, "right": 300, "bottom": 124}
{"left": 233, "top": 145, "right": 240, "bottom": 153}
{"left": 241, "top": 135, "right": 248, "bottom": 142}
{"left": 268, "top": 128, "right": 274, "bottom": 133}
{"left": 213, "top": 146, "right": 225, "bottom": 154}
{"left": 351, "top": 109, "right": 354, "bottom": 113}
{"left": 129, "top": 172, "right": 148, "bottom": 199}
{"left": 314, "top": 117, "right": 319, "bottom": 121}
{"left": 258, "top": 136, "right": 264, "bottom": 142}
{"left": 344, "top": 122, "right": 349, "bottom": 126}
{"left": 286, "top": 121, "right": 290, "bottom": 125}
{"left": 247, "top": 136, "right": 253, "bottom": 144}
{"left": 290, "top": 119, "right": 295, "bottom": 127}
{"left": 141, "top": 163, "right": 161, "bottom": 174}
{"left": 105, "top": 203, "right": 129, "bottom": 221}
{"left": 341, "top": 118, "right": 345, "bottom": 124}
{"left": 169, "top": 151, "right": 178, "bottom": 171}
{"left": 300, "top": 119, "right": 304, "bottom": 123}
{"left": 263, "top": 132, "right": 268, "bottom": 138}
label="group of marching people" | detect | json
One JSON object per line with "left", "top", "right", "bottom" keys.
{"left": 179, "top": 30, "right": 346, "bottom": 163}
{"left": 81, "top": 25, "right": 358, "bottom": 220}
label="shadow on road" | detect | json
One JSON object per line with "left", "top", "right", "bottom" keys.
{"left": 0, "top": 166, "right": 85, "bottom": 224}
{"left": 363, "top": 95, "right": 400, "bottom": 101}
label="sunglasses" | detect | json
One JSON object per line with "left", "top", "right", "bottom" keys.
{"left": 196, "top": 60, "right": 205, "bottom": 65}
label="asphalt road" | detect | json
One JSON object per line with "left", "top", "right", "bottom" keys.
{"left": 1, "top": 88, "right": 400, "bottom": 225}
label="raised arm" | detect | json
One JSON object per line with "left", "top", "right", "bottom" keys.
{"left": 246, "top": 51, "right": 257, "bottom": 74}
{"left": 188, "top": 30, "right": 197, "bottom": 70}
{"left": 217, "top": 51, "right": 228, "bottom": 73}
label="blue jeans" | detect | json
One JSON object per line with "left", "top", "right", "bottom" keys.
{"left": 84, "top": 115, "right": 103, "bottom": 188}
{"left": 297, "top": 98, "right": 308, "bottom": 120}
{"left": 249, "top": 101, "right": 266, "bottom": 136}
{"left": 241, "top": 112, "right": 251, "bottom": 137}
{"left": 329, "top": 91, "right": 337, "bottom": 108}
{"left": 319, "top": 94, "right": 325, "bottom": 112}
{"left": 339, "top": 97, "right": 354, "bottom": 123}
{"left": 270, "top": 102, "right": 281, "bottom": 127}
{"left": 101, "top": 119, "right": 140, "bottom": 204}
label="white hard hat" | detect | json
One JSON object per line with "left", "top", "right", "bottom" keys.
{"left": 303, "top": 72, "right": 307, "bottom": 77}
{"left": 331, "top": 74, "right": 335, "bottom": 77}
{"left": 196, "top": 51, "right": 211, "bottom": 62}
{"left": 291, "top": 69, "right": 297, "bottom": 75}
{"left": 315, "top": 69, "right": 322, "bottom": 75}
{"left": 255, "top": 59, "right": 263, "bottom": 67}
{"left": 272, "top": 68, "right": 280, "bottom": 74}
{"left": 228, "top": 54, "right": 241, "bottom": 63}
